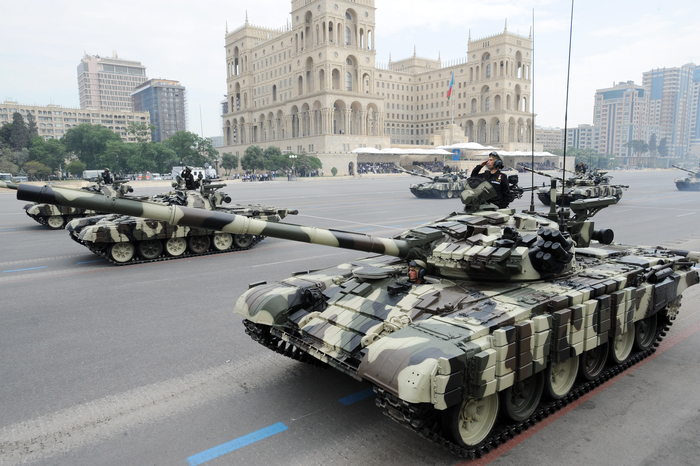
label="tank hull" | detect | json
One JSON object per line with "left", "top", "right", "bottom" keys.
{"left": 674, "top": 179, "right": 700, "bottom": 191}
{"left": 409, "top": 179, "right": 468, "bottom": 199}
{"left": 537, "top": 184, "right": 625, "bottom": 206}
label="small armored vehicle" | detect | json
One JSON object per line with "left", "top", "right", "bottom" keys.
{"left": 528, "top": 168, "right": 628, "bottom": 206}
{"left": 672, "top": 165, "right": 700, "bottom": 191}
{"left": 65, "top": 179, "right": 298, "bottom": 264}
{"left": 23, "top": 179, "right": 135, "bottom": 229}
{"left": 16, "top": 181, "right": 700, "bottom": 458}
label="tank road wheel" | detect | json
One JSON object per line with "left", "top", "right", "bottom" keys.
{"left": 578, "top": 342, "right": 609, "bottom": 381}
{"left": 165, "top": 237, "right": 187, "bottom": 257}
{"left": 608, "top": 326, "right": 636, "bottom": 365}
{"left": 212, "top": 233, "right": 233, "bottom": 251}
{"left": 440, "top": 191, "right": 447, "bottom": 199}
{"left": 545, "top": 356, "right": 579, "bottom": 399}
{"left": 137, "top": 240, "right": 163, "bottom": 260}
{"left": 46, "top": 215, "right": 65, "bottom": 229}
{"left": 232, "top": 234, "right": 254, "bottom": 249}
{"left": 109, "top": 242, "right": 135, "bottom": 263}
{"left": 188, "top": 235, "right": 211, "bottom": 254}
{"left": 500, "top": 371, "right": 544, "bottom": 421}
{"left": 447, "top": 190, "right": 454, "bottom": 199}
{"left": 634, "top": 314, "right": 658, "bottom": 351}
{"left": 443, "top": 394, "right": 499, "bottom": 448}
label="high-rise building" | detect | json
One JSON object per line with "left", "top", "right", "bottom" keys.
{"left": 131, "top": 79, "right": 187, "bottom": 142}
{"left": 566, "top": 124, "right": 599, "bottom": 152}
{"left": 0, "top": 101, "right": 150, "bottom": 142}
{"left": 689, "top": 67, "right": 700, "bottom": 150}
{"left": 642, "top": 64, "right": 698, "bottom": 158}
{"left": 535, "top": 126, "right": 563, "bottom": 151}
{"left": 77, "top": 52, "right": 148, "bottom": 112}
{"left": 593, "top": 81, "right": 649, "bottom": 164}
{"left": 221, "top": 0, "right": 533, "bottom": 155}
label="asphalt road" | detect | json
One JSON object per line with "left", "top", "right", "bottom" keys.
{"left": 1, "top": 170, "right": 699, "bottom": 466}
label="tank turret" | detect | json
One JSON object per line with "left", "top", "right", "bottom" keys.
{"left": 15, "top": 182, "right": 700, "bottom": 457}
{"left": 672, "top": 165, "right": 700, "bottom": 191}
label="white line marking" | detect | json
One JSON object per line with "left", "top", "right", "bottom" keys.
{"left": 676, "top": 212, "right": 697, "bottom": 217}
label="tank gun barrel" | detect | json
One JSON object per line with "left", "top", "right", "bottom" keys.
{"left": 0, "top": 180, "right": 19, "bottom": 190}
{"left": 17, "top": 184, "right": 417, "bottom": 259}
{"left": 672, "top": 165, "right": 700, "bottom": 176}
{"left": 395, "top": 165, "right": 435, "bottom": 180}
{"left": 523, "top": 167, "right": 565, "bottom": 182}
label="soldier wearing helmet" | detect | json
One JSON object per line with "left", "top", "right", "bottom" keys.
{"left": 470, "top": 151, "right": 511, "bottom": 208}
{"left": 408, "top": 259, "right": 427, "bottom": 284}
{"left": 102, "top": 168, "right": 112, "bottom": 184}
{"left": 182, "top": 167, "right": 199, "bottom": 190}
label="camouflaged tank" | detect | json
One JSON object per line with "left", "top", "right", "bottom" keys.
{"left": 22, "top": 179, "right": 135, "bottom": 229}
{"left": 528, "top": 168, "right": 628, "bottom": 206}
{"left": 672, "top": 165, "right": 700, "bottom": 191}
{"left": 15, "top": 181, "right": 700, "bottom": 458}
{"left": 64, "top": 179, "right": 298, "bottom": 264}
{"left": 406, "top": 170, "right": 472, "bottom": 199}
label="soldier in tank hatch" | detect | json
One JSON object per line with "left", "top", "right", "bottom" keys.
{"left": 408, "top": 260, "right": 427, "bottom": 285}
{"left": 470, "top": 152, "right": 511, "bottom": 208}
{"left": 102, "top": 168, "right": 112, "bottom": 184}
{"left": 182, "top": 167, "right": 200, "bottom": 190}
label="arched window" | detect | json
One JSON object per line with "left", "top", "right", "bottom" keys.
{"left": 346, "top": 71, "right": 352, "bottom": 91}
{"left": 345, "top": 27, "right": 351, "bottom": 45}
{"left": 486, "top": 64, "right": 491, "bottom": 79}
{"left": 485, "top": 97, "right": 490, "bottom": 112}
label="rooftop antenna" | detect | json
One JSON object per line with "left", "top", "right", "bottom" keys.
{"left": 559, "top": 0, "right": 575, "bottom": 228}
{"left": 529, "top": 8, "right": 536, "bottom": 212}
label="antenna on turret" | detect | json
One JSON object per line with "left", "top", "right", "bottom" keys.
{"left": 529, "top": 9, "right": 536, "bottom": 212}
{"left": 559, "top": 0, "right": 575, "bottom": 229}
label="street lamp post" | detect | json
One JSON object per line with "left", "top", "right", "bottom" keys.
{"left": 289, "top": 154, "right": 297, "bottom": 181}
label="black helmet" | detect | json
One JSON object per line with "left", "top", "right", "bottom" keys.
{"left": 104, "top": 168, "right": 110, "bottom": 172}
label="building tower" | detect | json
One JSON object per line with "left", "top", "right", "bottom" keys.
{"left": 131, "top": 79, "right": 188, "bottom": 142}
{"left": 223, "top": 0, "right": 384, "bottom": 155}
{"left": 77, "top": 52, "right": 148, "bottom": 112}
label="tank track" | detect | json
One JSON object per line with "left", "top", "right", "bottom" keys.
{"left": 242, "top": 320, "right": 324, "bottom": 367}
{"left": 374, "top": 320, "right": 673, "bottom": 459}
{"left": 68, "top": 234, "right": 265, "bottom": 266}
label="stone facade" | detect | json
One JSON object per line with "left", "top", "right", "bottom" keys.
{"left": 221, "top": 0, "right": 533, "bottom": 157}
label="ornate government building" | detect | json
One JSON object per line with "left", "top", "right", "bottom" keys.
{"left": 221, "top": 0, "right": 533, "bottom": 156}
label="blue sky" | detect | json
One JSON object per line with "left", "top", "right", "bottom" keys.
{"left": 1, "top": 0, "right": 698, "bottom": 139}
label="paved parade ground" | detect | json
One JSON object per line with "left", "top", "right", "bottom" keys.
{"left": 1, "top": 170, "right": 699, "bottom": 466}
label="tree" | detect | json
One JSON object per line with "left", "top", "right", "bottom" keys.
{"left": 658, "top": 137, "right": 668, "bottom": 157}
{"left": 22, "top": 161, "right": 52, "bottom": 180}
{"left": 262, "top": 146, "right": 291, "bottom": 171}
{"left": 163, "top": 131, "right": 217, "bottom": 167}
{"left": 62, "top": 124, "right": 122, "bottom": 169}
{"left": 624, "top": 140, "right": 649, "bottom": 155}
{"left": 648, "top": 133, "right": 657, "bottom": 155}
{"left": 9, "top": 112, "right": 30, "bottom": 150}
{"left": 221, "top": 152, "right": 239, "bottom": 175}
{"left": 241, "top": 145, "right": 265, "bottom": 174}
{"left": 26, "top": 113, "right": 39, "bottom": 139}
{"left": 65, "top": 160, "right": 87, "bottom": 177}
{"left": 126, "top": 121, "right": 156, "bottom": 144}
{"left": 331, "top": 167, "right": 338, "bottom": 176}
{"left": 29, "top": 137, "right": 66, "bottom": 173}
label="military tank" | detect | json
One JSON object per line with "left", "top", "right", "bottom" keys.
{"left": 527, "top": 168, "right": 628, "bottom": 206}
{"left": 671, "top": 165, "right": 700, "bottom": 191}
{"left": 15, "top": 180, "right": 700, "bottom": 458}
{"left": 404, "top": 167, "right": 472, "bottom": 199}
{"left": 23, "top": 179, "right": 136, "bottom": 229}
{"left": 64, "top": 178, "right": 298, "bottom": 265}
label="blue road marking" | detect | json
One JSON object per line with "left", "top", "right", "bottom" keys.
{"left": 339, "top": 388, "right": 375, "bottom": 406}
{"left": 186, "top": 422, "right": 288, "bottom": 465}
{"left": 3, "top": 266, "right": 48, "bottom": 273}
{"left": 0, "top": 228, "right": 16, "bottom": 232}
{"left": 77, "top": 259, "right": 106, "bottom": 264}
{"left": 386, "top": 225, "right": 403, "bottom": 228}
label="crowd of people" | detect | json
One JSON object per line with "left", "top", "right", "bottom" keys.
{"left": 516, "top": 162, "right": 555, "bottom": 172}
{"left": 357, "top": 163, "right": 400, "bottom": 174}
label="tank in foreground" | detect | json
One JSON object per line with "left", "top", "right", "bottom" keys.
{"left": 65, "top": 179, "right": 298, "bottom": 264}
{"left": 16, "top": 181, "right": 700, "bottom": 458}
{"left": 528, "top": 168, "right": 628, "bottom": 206}
{"left": 672, "top": 165, "right": 700, "bottom": 191}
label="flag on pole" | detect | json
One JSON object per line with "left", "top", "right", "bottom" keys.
{"left": 446, "top": 72, "right": 454, "bottom": 100}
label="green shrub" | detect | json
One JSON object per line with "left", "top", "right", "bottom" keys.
{"left": 331, "top": 167, "right": 338, "bottom": 176}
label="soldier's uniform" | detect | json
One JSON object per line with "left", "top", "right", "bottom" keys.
{"left": 470, "top": 165, "right": 511, "bottom": 208}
